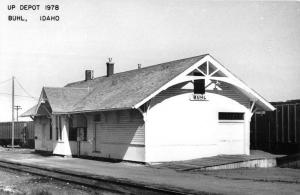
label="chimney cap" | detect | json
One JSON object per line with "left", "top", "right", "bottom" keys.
{"left": 106, "top": 58, "right": 114, "bottom": 77}
{"left": 107, "top": 57, "right": 114, "bottom": 64}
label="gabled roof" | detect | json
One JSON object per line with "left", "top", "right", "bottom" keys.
{"left": 22, "top": 53, "right": 275, "bottom": 116}
{"left": 43, "top": 87, "right": 90, "bottom": 113}
{"left": 20, "top": 105, "right": 38, "bottom": 117}
{"left": 65, "top": 54, "right": 208, "bottom": 113}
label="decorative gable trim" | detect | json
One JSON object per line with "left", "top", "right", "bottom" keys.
{"left": 133, "top": 54, "right": 275, "bottom": 111}
{"left": 34, "top": 87, "right": 52, "bottom": 116}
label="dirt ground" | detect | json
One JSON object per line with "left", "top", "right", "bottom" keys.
{"left": 0, "top": 167, "right": 116, "bottom": 195}
{"left": 0, "top": 148, "right": 299, "bottom": 195}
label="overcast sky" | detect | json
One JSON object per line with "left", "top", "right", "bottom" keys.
{"left": 0, "top": 0, "right": 299, "bottom": 122}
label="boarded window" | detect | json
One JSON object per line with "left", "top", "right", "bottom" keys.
{"left": 194, "top": 79, "right": 205, "bottom": 94}
{"left": 219, "top": 112, "right": 244, "bottom": 120}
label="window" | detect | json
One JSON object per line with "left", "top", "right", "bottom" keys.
{"left": 69, "top": 128, "right": 77, "bottom": 141}
{"left": 94, "top": 113, "right": 107, "bottom": 123}
{"left": 56, "top": 115, "right": 62, "bottom": 140}
{"left": 69, "top": 117, "right": 87, "bottom": 141}
{"left": 69, "top": 118, "right": 77, "bottom": 141}
{"left": 194, "top": 79, "right": 205, "bottom": 94}
{"left": 94, "top": 114, "right": 102, "bottom": 122}
{"left": 106, "top": 112, "right": 119, "bottom": 124}
{"left": 218, "top": 112, "right": 244, "bottom": 120}
{"left": 69, "top": 128, "right": 87, "bottom": 141}
{"left": 78, "top": 127, "right": 87, "bottom": 141}
{"left": 49, "top": 118, "right": 52, "bottom": 140}
{"left": 130, "top": 110, "right": 142, "bottom": 121}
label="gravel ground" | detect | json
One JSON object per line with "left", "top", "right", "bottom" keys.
{"left": 0, "top": 167, "right": 117, "bottom": 195}
{"left": 1, "top": 148, "right": 300, "bottom": 195}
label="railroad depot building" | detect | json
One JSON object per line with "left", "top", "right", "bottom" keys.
{"left": 22, "top": 54, "right": 275, "bottom": 163}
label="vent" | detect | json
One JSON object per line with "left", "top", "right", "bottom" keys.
{"left": 85, "top": 70, "right": 94, "bottom": 81}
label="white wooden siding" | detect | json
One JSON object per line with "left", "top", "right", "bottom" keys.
{"left": 209, "top": 82, "right": 250, "bottom": 109}
{"left": 146, "top": 81, "right": 251, "bottom": 162}
{"left": 218, "top": 122, "right": 245, "bottom": 154}
{"left": 95, "top": 110, "right": 145, "bottom": 151}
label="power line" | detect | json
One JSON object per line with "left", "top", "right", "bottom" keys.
{"left": 14, "top": 105, "right": 22, "bottom": 122}
{"left": 0, "top": 92, "right": 37, "bottom": 99}
{"left": 0, "top": 78, "right": 11, "bottom": 86}
{"left": 15, "top": 77, "right": 38, "bottom": 100}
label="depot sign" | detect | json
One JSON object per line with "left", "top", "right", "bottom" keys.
{"left": 190, "top": 94, "right": 207, "bottom": 101}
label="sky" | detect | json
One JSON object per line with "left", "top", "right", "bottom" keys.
{"left": 0, "top": 0, "right": 299, "bottom": 122}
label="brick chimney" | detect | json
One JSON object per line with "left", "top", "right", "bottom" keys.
{"left": 106, "top": 58, "right": 114, "bottom": 77}
{"left": 85, "top": 70, "right": 94, "bottom": 81}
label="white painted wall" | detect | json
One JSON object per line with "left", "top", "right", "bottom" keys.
{"left": 92, "top": 110, "right": 145, "bottom": 162}
{"left": 33, "top": 82, "right": 251, "bottom": 163}
{"left": 145, "top": 91, "right": 251, "bottom": 162}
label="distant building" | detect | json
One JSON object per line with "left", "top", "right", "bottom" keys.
{"left": 22, "top": 54, "right": 274, "bottom": 163}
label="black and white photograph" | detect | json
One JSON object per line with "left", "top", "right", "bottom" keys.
{"left": 0, "top": 0, "right": 299, "bottom": 194}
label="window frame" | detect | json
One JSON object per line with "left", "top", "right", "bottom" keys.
{"left": 218, "top": 112, "right": 245, "bottom": 123}
{"left": 69, "top": 116, "right": 88, "bottom": 141}
{"left": 94, "top": 113, "right": 104, "bottom": 123}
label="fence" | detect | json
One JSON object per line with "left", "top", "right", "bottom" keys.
{"left": 0, "top": 121, "right": 35, "bottom": 148}
{"left": 251, "top": 100, "right": 300, "bottom": 154}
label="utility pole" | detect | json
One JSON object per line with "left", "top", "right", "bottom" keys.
{"left": 14, "top": 105, "right": 22, "bottom": 122}
{"left": 12, "top": 76, "right": 14, "bottom": 149}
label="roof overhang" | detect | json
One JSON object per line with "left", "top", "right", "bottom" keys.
{"left": 133, "top": 54, "right": 275, "bottom": 112}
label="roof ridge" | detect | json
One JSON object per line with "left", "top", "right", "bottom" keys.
{"left": 111, "top": 54, "right": 209, "bottom": 75}
{"left": 66, "top": 54, "right": 209, "bottom": 87}
{"left": 71, "top": 54, "right": 208, "bottom": 111}
{"left": 44, "top": 86, "right": 91, "bottom": 90}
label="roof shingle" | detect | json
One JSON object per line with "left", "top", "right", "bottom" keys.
{"left": 63, "top": 54, "right": 207, "bottom": 113}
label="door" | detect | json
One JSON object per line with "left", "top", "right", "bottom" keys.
{"left": 218, "top": 122, "right": 245, "bottom": 154}
{"left": 76, "top": 127, "right": 85, "bottom": 156}
{"left": 95, "top": 123, "right": 102, "bottom": 152}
